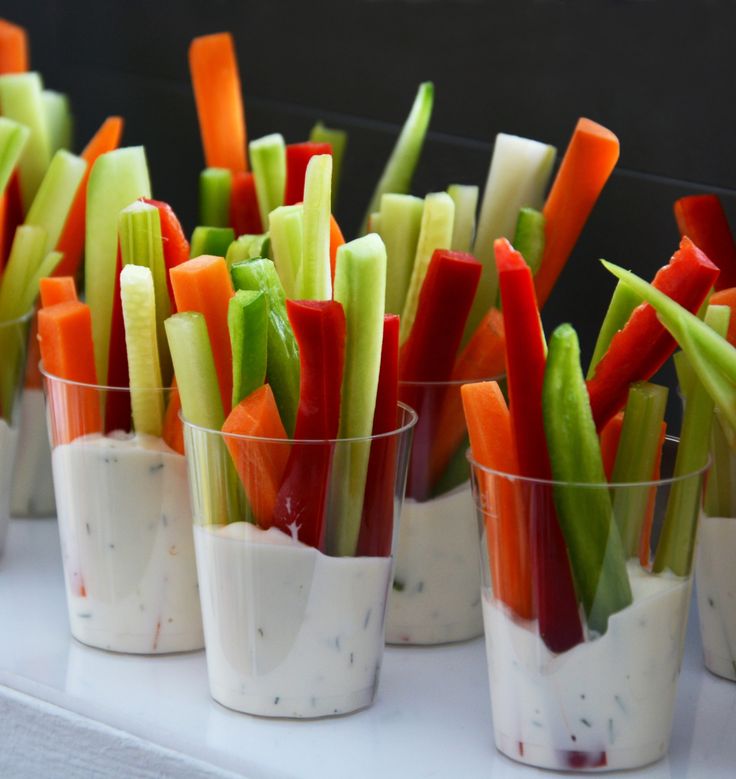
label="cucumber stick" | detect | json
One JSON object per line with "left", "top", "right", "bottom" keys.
{"left": 86, "top": 146, "right": 151, "bottom": 384}
{"left": 42, "top": 90, "right": 73, "bottom": 153}
{"left": 378, "top": 194, "right": 423, "bottom": 316}
{"left": 309, "top": 122, "right": 346, "bottom": 206}
{"left": 447, "top": 184, "right": 478, "bottom": 253}
{"left": 120, "top": 265, "right": 164, "bottom": 436}
{"left": 226, "top": 233, "right": 268, "bottom": 266}
{"left": 191, "top": 226, "right": 235, "bottom": 258}
{"left": 543, "top": 323, "right": 632, "bottom": 635}
{"left": 250, "top": 133, "right": 286, "bottom": 228}
{"left": 269, "top": 204, "right": 303, "bottom": 299}
{"left": 360, "top": 82, "right": 434, "bottom": 235}
{"left": 0, "top": 117, "right": 30, "bottom": 194}
{"left": 327, "top": 233, "right": 387, "bottom": 557}
{"left": 199, "top": 167, "right": 232, "bottom": 227}
{"left": 512, "top": 207, "right": 545, "bottom": 276}
{"left": 399, "top": 192, "right": 454, "bottom": 343}
{"left": 297, "top": 154, "right": 332, "bottom": 300}
{"left": 587, "top": 280, "right": 641, "bottom": 379}
{"left": 229, "top": 290, "right": 268, "bottom": 407}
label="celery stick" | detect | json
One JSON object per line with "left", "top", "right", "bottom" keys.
{"left": 466, "top": 134, "right": 556, "bottom": 342}
{"left": 226, "top": 233, "right": 268, "bottom": 267}
{"left": 0, "top": 73, "right": 50, "bottom": 210}
{"left": 0, "top": 225, "right": 46, "bottom": 321}
{"left": 198, "top": 167, "right": 232, "bottom": 227}
{"left": 327, "top": 233, "right": 387, "bottom": 557}
{"left": 229, "top": 290, "right": 268, "bottom": 407}
{"left": 611, "top": 382, "right": 668, "bottom": 556}
{"left": 674, "top": 350, "right": 695, "bottom": 399}
{"left": 310, "top": 121, "right": 347, "bottom": 206}
{"left": 447, "top": 184, "right": 478, "bottom": 253}
{"left": 0, "top": 117, "right": 29, "bottom": 194}
{"left": 513, "top": 207, "right": 545, "bottom": 276}
{"left": 369, "top": 212, "right": 381, "bottom": 233}
{"left": 653, "top": 305, "right": 729, "bottom": 575}
{"left": 706, "top": 411, "right": 736, "bottom": 517}
{"left": 297, "top": 154, "right": 332, "bottom": 300}
{"left": 360, "top": 82, "right": 434, "bottom": 234}
{"left": 42, "top": 90, "right": 73, "bottom": 153}
{"left": 250, "top": 133, "right": 286, "bottom": 228}
{"left": 24, "top": 150, "right": 86, "bottom": 254}
{"left": 86, "top": 147, "right": 151, "bottom": 383}
{"left": 269, "top": 204, "right": 303, "bottom": 299}
{"left": 118, "top": 200, "right": 172, "bottom": 385}
{"left": 191, "top": 226, "right": 235, "bottom": 259}
{"left": 231, "top": 258, "right": 300, "bottom": 435}
{"left": 399, "top": 192, "right": 454, "bottom": 343}
{"left": 378, "top": 193, "right": 423, "bottom": 316}
{"left": 120, "top": 264, "right": 164, "bottom": 436}
{"left": 587, "top": 280, "right": 641, "bottom": 379}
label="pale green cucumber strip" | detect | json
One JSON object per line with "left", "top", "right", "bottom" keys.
{"left": 269, "top": 204, "right": 303, "bottom": 299}
{"left": 378, "top": 193, "right": 423, "bottom": 316}
{"left": 360, "top": 82, "right": 433, "bottom": 235}
{"left": 587, "top": 280, "right": 641, "bottom": 379}
{"left": 0, "top": 117, "right": 30, "bottom": 194}
{"left": 25, "top": 149, "right": 86, "bottom": 255}
{"left": 399, "top": 192, "right": 454, "bottom": 344}
{"left": 42, "top": 90, "right": 73, "bottom": 153}
{"left": 199, "top": 167, "right": 232, "bottom": 227}
{"left": 226, "top": 233, "right": 268, "bottom": 267}
{"left": 447, "top": 184, "right": 478, "bottom": 253}
{"left": 466, "top": 134, "right": 556, "bottom": 343}
{"left": 513, "top": 207, "right": 545, "bottom": 276}
{"left": 653, "top": 305, "right": 729, "bottom": 575}
{"left": 86, "top": 146, "right": 151, "bottom": 384}
{"left": 326, "top": 233, "right": 387, "bottom": 557}
{"left": 297, "top": 154, "right": 332, "bottom": 300}
{"left": 310, "top": 122, "right": 347, "bottom": 206}
{"left": 0, "top": 225, "right": 46, "bottom": 321}
{"left": 250, "top": 133, "right": 286, "bottom": 229}
{"left": 229, "top": 289, "right": 268, "bottom": 408}
{"left": 191, "top": 226, "right": 235, "bottom": 259}
{"left": 611, "top": 381, "right": 668, "bottom": 557}
{"left": 0, "top": 72, "right": 50, "bottom": 211}
{"left": 120, "top": 264, "right": 164, "bottom": 436}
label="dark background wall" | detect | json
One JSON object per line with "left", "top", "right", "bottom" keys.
{"left": 5, "top": 0, "right": 736, "bottom": 424}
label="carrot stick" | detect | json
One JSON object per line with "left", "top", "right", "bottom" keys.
{"left": 599, "top": 411, "right": 624, "bottom": 482}
{"left": 39, "top": 276, "right": 77, "bottom": 307}
{"left": 462, "top": 381, "right": 532, "bottom": 619}
{"left": 710, "top": 287, "right": 736, "bottom": 345}
{"left": 162, "top": 378, "right": 184, "bottom": 454}
{"left": 55, "top": 116, "right": 124, "bottom": 278}
{"left": 329, "top": 213, "right": 345, "bottom": 285}
{"left": 534, "top": 118, "right": 619, "bottom": 308}
{"left": 639, "top": 422, "right": 667, "bottom": 567}
{"left": 222, "top": 384, "right": 290, "bottom": 527}
{"left": 189, "top": 33, "right": 247, "bottom": 173}
{"left": 0, "top": 19, "right": 29, "bottom": 74}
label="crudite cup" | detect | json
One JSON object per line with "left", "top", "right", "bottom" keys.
{"left": 469, "top": 438, "right": 708, "bottom": 772}
{"left": 42, "top": 370, "right": 203, "bottom": 654}
{"left": 184, "top": 404, "right": 416, "bottom": 718}
{"left": 0, "top": 309, "right": 32, "bottom": 554}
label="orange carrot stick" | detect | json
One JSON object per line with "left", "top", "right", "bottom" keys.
{"left": 170, "top": 255, "right": 235, "bottom": 414}
{"left": 162, "top": 378, "right": 184, "bottom": 455}
{"left": 639, "top": 422, "right": 667, "bottom": 567}
{"left": 710, "top": 287, "right": 736, "bottom": 346}
{"left": 222, "top": 384, "right": 290, "bottom": 527}
{"left": 461, "top": 380, "right": 532, "bottom": 620}
{"left": 534, "top": 118, "right": 619, "bottom": 308}
{"left": 329, "top": 214, "right": 345, "bottom": 284}
{"left": 39, "top": 276, "right": 78, "bottom": 307}
{"left": 0, "top": 19, "right": 29, "bottom": 74}
{"left": 189, "top": 33, "right": 247, "bottom": 173}
{"left": 599, "top": 411, "right": 624, "bottom": 482}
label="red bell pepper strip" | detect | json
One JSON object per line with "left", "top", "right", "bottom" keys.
{"left": 141, "top": 198, "right": 190, "bottom": 307}
{"left": 272, "top": 299, "right": 345, "bottom": 549}
{"left": 229, "top": 171, "right": 262, "bottom": 235}
{"left": 674, "top": 194, "right": 736, "bottom": 291}
{"left": 357, "top": 314, "right": 400, "bottom": 557}
{"left": 0, "top": 171, "right": 23, "bottom": 269}
{"left": 599, "top": 412, "right": 624, "bottom": 481}
{"left": 104, "top": 243, "right": 131, "bottom": 432}
{"left": 284, "top": 142, "right": 332, "bottom": 206}
{"left": 588, "top": 236, "right": 719, "bottom": 430}
{"left": 495, "top": 237, "right": 582, "bottom": 653}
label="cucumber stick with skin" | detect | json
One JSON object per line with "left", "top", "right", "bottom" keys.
{"left": 297, "top": 154, "right": 332, "bottom": 300}
{"left": 587, "top": 280, "right": 641, "bottom": 379}
{"left": 226, "top": 234, "right": 269, "bottom": 266}
{"left": 42, "top": 90, "right": 73, "bottom": 154}
{"left": 447, "top": 184, "right": 478, "bottom": 254}
{"left": 327, "top": 233, "right": 387, "bottom": 557}
{"left": 512, "top": 207, "right": 545, "bottom": 276}
{"left": 543, "top": 323, "right": 632, "bottom": 635}
{"left": 0, "top": 118, "right": 30, "bottom": 194}
{"left": 191, "top": 226, "right": 235, "bottom": 259}
{"left": 120, "top": 265, "right": 164, "bottom": 437}
{"left": 229, "top": 290, "right": 268, "bottom": 408}
{"left": 269, "top": 204, "right": 303, "bottom": 299}
{"left": 199, "top": 167, "right": 232, "bottom": 227}
{"left": 250, "top": 133, "right": 286, "bottom": 228}
{"left": 309, "top": 122, "right": 346, "bottom": 206}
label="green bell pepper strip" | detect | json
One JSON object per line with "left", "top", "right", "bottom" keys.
{"left": 190, "top": 226, "right": 235, "bottom": 259}
{"left": 512, "top": 207, "right": 545, "bottom": 276}
{"left": 250, "top": 133, "right": 286, "bottom": 229}
{"left": 447, "top": 184, "right": 478, "bottom": 254}
{"left": 587, "top": 280, "right": 641, "bottom": 379}
{"left": 268, "top": 204, "right": 302, "bottom": 299}
{"left": 228, "top": 289, "right": 268, "bottom": 408}
{"left": 198, "top": 167, "right": 232, "bottom": 227}
{"left": 310, "top": 121, "right": 346, "bottom": 207}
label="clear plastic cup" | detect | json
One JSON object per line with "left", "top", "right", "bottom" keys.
{"left": 42, "top": 369, "right": 203, "bottom": 654}
{"left": 469, "top": 437, "right": 708, "bottom": 772}
{"left": 0, "top": 309, "right": 32, "bottom": 554}
{"left": 184, "top": 404, "right": 416, "bottom": 718}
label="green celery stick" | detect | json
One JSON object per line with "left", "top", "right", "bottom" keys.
{"left": 674, "top": 350, "right": 695, "bottom": 399}
{"left": 250, "top": 133, "right": 286, "bottom": 228}
{"left": 654, "top": 305, "right": 729, "bottom": 575}
{"left": 297, "top": 154, "right": 332, "bottom": 300}
{"left": 0, "top": 118, "right": 30, "bottom": 194}
{"left": 0, "top": 225, "right": 46, "bottom": 321}
{"left": 399, "top": 192, "right": 454, "bottom": 343}
{"left": 0, "top": 72, "right": 50, "bottom": 210}
{"left": 120, "top": 264, "right": 164, "bottom": 436}
{"left": 543, "top": 323, "right": 632, "bottom": 635}
{"left": 512, "top": 207, "right": 546, "bottom": 276}
{"left": 611, "top": 381, "right": 668, "bottom": 557}
{"left": 326, "top": 233, "right": 387, "bottom": 557}
{"left": 42, "top": 90, "right": 73, "bottom": 153}
{"left": 447, "top": 184, "right": 478, "bottom": 254}
{"left": 231, "top": 258, "right": 300, "bottom": 436}
{"left": 360, "top": 82, "right": 434, "bottom": 234}
{"left": 269, "top": 204, "right": 303, "bottom": 299}
{"left": 587, "top": 281, "right": 641, "bottom": 379}
{"left": 226, "top": 233, "right": 268, "bottom": 267}
{"left": 86, "top": 146, "right": 151, "bottom": 384}
{"left": 198, "top": 167, "right": 232, "bottom": 227}
{"left": 706, "top": 410, "right": 736, "bottom": 517}
{"left": 229, "top": 290, "right": 268, "bottom": 407}
{"left": 465, "top": 134, "right": 556, "bottom": 343}
{"left": 191, "top": 226, "right": 235, "bottom": 258}
{"left": 378, "top": 193, "right": 424, "bottom": 316}
{"left": 24, "top": 149, "right": 86, "bottom": 255}
{"left": 118, "top": 200, "right": 172, "bottom": 385}
{"left": 310, "top": 121, "right": 347, "bottom": 206}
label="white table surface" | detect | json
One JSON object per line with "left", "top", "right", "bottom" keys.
{"left": 0, "top": 518, "right": 734, "bottom": 778}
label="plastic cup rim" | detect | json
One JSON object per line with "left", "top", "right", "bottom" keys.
{"left": 399, "top": 373, "right": 504, "bottom": 389}
{"left": 40, "top": 363, "right": 171, "bottom": 393}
